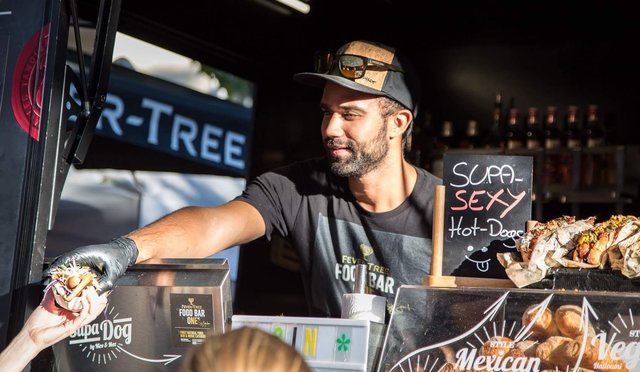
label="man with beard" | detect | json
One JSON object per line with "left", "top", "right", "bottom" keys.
{"left": 46, "top": 40, "right": 441, "bottom": 321}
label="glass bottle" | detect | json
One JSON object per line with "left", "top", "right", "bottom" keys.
{"left": 459, "top": 120, "right": 480, "bottom": 149}
{"left": 436, "top": 120, "right": 455, "bottom": 151}
{"left": 583, "top": 105, "right": 615, "bottom": 186}
{"left": 561, "top": 105, "right": 582, "bottom": 186}
{"left": 584, "top": 104, "right": 605, "bottom": 148}
{"left": 484, "top": 92, "right": 504, "bottom": 149}
{"left": 543, "top": 106, "right": 562, "bottom": 149}
{"left": 563, "top": 105, "right": 583, "bottom": 149}
{"left": 418, "top": 113, "right": 436, "bottom": 171}
{"left": 543, "top": 106, "right": 562, "bottom": 185}
{"left": 431, "top": 120, "right": 455, "bottom": 178}
{"left": 505, "top": 109, "right": 524, "bottom": 150}
{"left": 408, "top": 113, "right": 422, "bottom": 166}
{"left": 524, "top": 107, "right": 543, "bottom": 150}
{"left": 581, "top": 105, "right": 604, "bottom": 187}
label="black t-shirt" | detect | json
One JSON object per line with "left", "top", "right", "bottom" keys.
{"left": 234, "top": 157, "right": 441, "bottom": 319}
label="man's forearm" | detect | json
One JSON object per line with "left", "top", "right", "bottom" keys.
{"left": 127, "top": 206, "right": 216, "bottom": 262}
{"left": 127, "top": 202, "right": 265, "bottom": 263}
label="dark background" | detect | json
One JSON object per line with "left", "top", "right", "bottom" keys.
{"left": 75, "top": 0, "right": 640, "bottom": 316}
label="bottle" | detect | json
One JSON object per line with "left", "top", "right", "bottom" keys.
{"left": 484, "top": 92, "right": 504, "bottom": 149}
{"left": 524, "top": 107, "right": 543, "bottom": 150}
{"left": 563, "top": 105, "right": 583, "bottom": 149}
{"left": 543, "top": 106, "right": 562, "bottom": 149}
{"left": 583, "top": 105, "right": 615, "bottom": 186}
{"left": 459, "top": 120, "right": 480, "bottom": 149}
{"left": 584, "top": 104, "right": 605, "bottom": 148}
{"left": 431, "top": 120, "right": 455, "bottom": 178}
{"left": 581, "top": 104, "right": 604, "bottom": 187}
{"left": 561, "top": 106, "right": 582, "bottom": 186}
{"left": 421, "top": 113, "right": 438, "bottom": 171}
{"left": 505, "top": 109, "right": 524, "bottom": 150}
{"left": 543, "top": 106, "right": 562, "bottom": 185}
{"left": 417, "top": 113, "right": 436, "bottom": 171}
{"left": 409, "top": 113, "right": 422, "bottom": 166}
{"left": 436, "top": 120, "right": 455, "bottom": 151}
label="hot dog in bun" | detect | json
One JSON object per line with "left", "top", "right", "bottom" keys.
{"left": 573, "top": 215, "right": 638, "bottom": 266}
{"left": 46, "top": 260, "right": 99, "bottom": 311}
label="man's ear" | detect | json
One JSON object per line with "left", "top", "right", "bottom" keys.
{"left": 389, "top": 109, "right": 413, "bottom": 139}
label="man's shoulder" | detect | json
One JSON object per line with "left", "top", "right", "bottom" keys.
{"left": 256, "top": 156, "right": 340, "bottom": 191}
{"left": 270, "top": 156, "right": 329, "bottom": 176}
{"left": 245, "top": 157, "right": 349, "bottom": 206}
{"left": 414, "top": 166, "right": 442, "bottom": 186}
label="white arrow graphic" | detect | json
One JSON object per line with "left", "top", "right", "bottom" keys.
{"left": 513, "top": 294, "right": 554, "bottom": 342}
{"left": 572, "top": 297, "right": 598, "bottom": 372}
{"left": 116, "top": 345, "right": 182, "bottom": 365}
{"left": 390, "top": 291, "right": 510, "bottom": 371}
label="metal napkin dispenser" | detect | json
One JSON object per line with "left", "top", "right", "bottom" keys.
{"left": 50, "top": 258, "right": 232, "bottom": 371}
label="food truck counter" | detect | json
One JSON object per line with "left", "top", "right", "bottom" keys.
{"left": 44, "top": 258, "right": 232, "bottom": 371}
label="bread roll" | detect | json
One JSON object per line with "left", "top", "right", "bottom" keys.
{"left": 522, "top": 304, "right": 559, "bottom": 339}
{"left": 564, "top": 336, "right": 628, "bottom": 372}
{"left": 563, "top": 336, "right": 599, "bottom": 367}
{"left": 440, "top": 363, "right": 460, "bottom": 372}
{"left": 515, "top": 340, "right": 539, "bottom": 358}
{"left": 480, "top": 336, "right": 514, "bottom": 358}
{"left": 470, "top": 337, "right": 525, "bottom": 372}
{"left": 554, "top": 305, "right": 595, "bottom": 338}
{"left": 536, "top": 336, "right": 574, "bottom": 368}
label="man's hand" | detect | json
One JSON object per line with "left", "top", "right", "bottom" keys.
{"left": 45, "top": 237, "right": 139, "bottom": 295}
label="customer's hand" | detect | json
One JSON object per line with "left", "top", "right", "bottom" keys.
{"left": 0, "top": 287, "right": 108, "bottom": 372}
{"left": 26, "top": 286, "right": 108, "bottom": 349}
{"left": 45, "top": 237, "right": 139, "bottom": 294}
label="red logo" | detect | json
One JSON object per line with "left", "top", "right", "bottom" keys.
{"left": 11, "top": 24, "right": 49, "bottom": 140}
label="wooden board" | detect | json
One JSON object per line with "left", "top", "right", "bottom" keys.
{"left": 423, "top": 274, "right": 515, "bottom": 288}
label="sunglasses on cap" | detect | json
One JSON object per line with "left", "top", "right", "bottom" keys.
{"left": 314, "top": 52, "right": 404, "bottom": 80}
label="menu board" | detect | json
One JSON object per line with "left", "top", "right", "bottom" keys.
{"left": 442, "top": 154, "right": 533, "bottom": 278}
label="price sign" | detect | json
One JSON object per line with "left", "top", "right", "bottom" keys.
{"left": 442, "top": 154, "right": 533, "bottom": 278}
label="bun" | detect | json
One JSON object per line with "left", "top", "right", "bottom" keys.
{"left": 535, "top": 336, "right": 574, "bottom": 368}
{"left": 48, "top": 263, "right": 98, "bottom": 312}
{"left": 573, "top": 215, "right": 638, "bottom": 266}
{"left": 514, "top": 340, "right": 539, "bottom": 357}
{"left": 52, "top": 285, "right": 86, "bottom": 312}
{"left": 554, "top": 305, "right": 595, "bottom": 339}
{"left": 564, "top": 336, "right": 628, "bottom": 372}
{"left": 522, "top": 304, "right": 559, "bottom": 340}
{"left": 480, "top": 336, "right": 513, "bottom": 358}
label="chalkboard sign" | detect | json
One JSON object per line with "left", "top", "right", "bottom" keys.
{"left": 442, "top": 154, "right": 533, "bottom": 278}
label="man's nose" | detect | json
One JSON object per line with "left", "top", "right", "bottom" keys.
{"left": 322, "top": 114, "right": 344, "bottom": 138}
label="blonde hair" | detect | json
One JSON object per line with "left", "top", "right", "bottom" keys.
{"left": 180, "top": 326, "right": 311, "bottom": 372}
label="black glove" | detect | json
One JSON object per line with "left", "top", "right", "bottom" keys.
{"left": 45, "top": 237, "right": 139, "bottom": 295}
